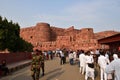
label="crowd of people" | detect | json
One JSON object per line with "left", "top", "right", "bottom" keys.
{"left": 54, "top": 48, "right": 120, "bottom": 80}
{"left": 4, "top": 48, "right": 117, "bottom": 80}
{"left": 0, "top": 48, "right": 120, "bottom": 80}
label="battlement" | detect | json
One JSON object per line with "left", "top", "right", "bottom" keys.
{"left": 20, "top": 23, "right": 117, "bottom": 51}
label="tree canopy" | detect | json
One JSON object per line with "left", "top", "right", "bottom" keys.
{"left": 0, "top": 16, "right": 33, "bottom": 52}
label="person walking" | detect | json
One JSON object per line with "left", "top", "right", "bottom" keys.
{"left": 31, "top": 50, "right": 40, "bottom": 80}
{"left": 73, "top": 51, "right": 77, "bottom": 64}
{"left": 39, "top": 50, "right": 45, "bottom": 76}
{"left": 63, "top": 48, "right": 68, "bottom": 64}
{"left": 79, "top": 50, "right": 86, "bottom": 74}
{"left": 98, "top": 50, "right": 110, "bottom": 80}
{"left": 85, "top": 51, "right": 95, "bottom": 80}
{"left": 69, "top": 51, "right": 74, "bottom": 65}
{"left": 59, "top": 50, "right": 65, "bottom": 65}
{"left": 113, "top": 53, "right": 118, "bottom": 60}
{"left": 105, "top": 52, "right": 120, "bottom": 80}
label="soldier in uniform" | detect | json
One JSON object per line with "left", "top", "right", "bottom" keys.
{"left": 39, "top": 50, "right": 45, "bottom": 76}
{"left": 31, "top": 50, "right": 41, "bottom": 80}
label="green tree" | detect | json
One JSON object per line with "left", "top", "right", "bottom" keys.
{"left": 0, "top": 16, "right": 33, "bottom": 52}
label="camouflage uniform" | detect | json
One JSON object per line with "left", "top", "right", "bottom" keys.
{"left": 31, "top": 52, "right": 41, "bottom": 80}
{"left": 40, "top": 55, "right": 45, "bottom": 76}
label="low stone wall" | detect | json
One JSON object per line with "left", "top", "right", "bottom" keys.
{"left": 0, "top": 52, "right": 32, "bottom": 64}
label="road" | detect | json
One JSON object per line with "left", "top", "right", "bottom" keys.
{"left": 0, "top": 57, "right": 100, "bottom": 80}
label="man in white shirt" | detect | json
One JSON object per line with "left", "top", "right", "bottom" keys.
{"left": 69, "top": 51, "right": 74, "bottom": 65}
{"left": 105, "top": 52, "right": 120, "bottom": 80}
{"left": 90, "top": 50, "right": 94, "bottom": 55}
{"left": 85, "top": 51, "right": 95, "bottom": 80}
{"left": 79, "top": 50, "right": 86, "bottom": 74}
{"left": 113, "top": 53, "right": 118, "bottom": 60}
{"left": 73, "top": 51, "right": 77, "bottom": 61}
{"left": 59, "top": 50, "right": 65, "bottom": 65}
{"left": 95, "top": 49, "right": 100, "bottom": 55}
{"left": 98, "top": 50, "right": 110, "bottom": 80}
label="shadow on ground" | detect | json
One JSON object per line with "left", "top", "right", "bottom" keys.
{"left": 41, "top": 67, "right": 64, "bottom": 80}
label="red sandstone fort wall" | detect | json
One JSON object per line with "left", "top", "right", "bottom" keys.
{"left": 20, "top": 22, "right": 118, "bottom": 51}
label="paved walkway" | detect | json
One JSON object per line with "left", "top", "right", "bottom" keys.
{"left": 0, "top": 57, "right": 101, "bottom": 80}
{"left": 40, "top": 57, "right": 100, "bottom": 80}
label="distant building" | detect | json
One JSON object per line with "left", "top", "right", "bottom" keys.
{"left": 98, "top": 33, "right": 120, "bottom": 52}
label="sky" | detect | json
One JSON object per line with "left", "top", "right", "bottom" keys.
{"left": 0, "top": 0, "right": 120, "bottom": 32}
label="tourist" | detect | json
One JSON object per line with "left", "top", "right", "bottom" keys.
{"left": 105, "top": 52, "right": 120, "bottom": 80}
{"left": 98, "top": 50, "right": 110, "bottom": 80}
{"left": 59, "top": 50, "right": 65, "bottom": 65}
{"left": 69, "top": 51, "right": 74, "bottom": 65}
{"left": 105, "top": 51, "right": 112, "bottom": 80}
{"left": 55, "top": 49, "right": 60, "bottom": 57}
{"left": 85, "top": 51, "right": 95, "bottom": 80}
{"left": 95, "top": 49, "right": 100, "bottom": 63}
{"left": 95, "top": 49, "right": 100, "bottom": 56}
{"left": 73, "top": 51, "right": 77, "bottom": 62}
{"left": 62, "top": 48, "right": 67, "bottom": 63}
{"left": 77, "top": 50, "right": 82, "bottom": 67}
{"left": 79, "top": 50, "right": 86, "bottom": 74}
{"left": 113, "top": 53, "right": 118, "bottom": 60}
{"left": 43, "top": 51, "right": 47, "bottom": 60}
{"left": 90, "top": 49, "right": 94, "bottom": 55}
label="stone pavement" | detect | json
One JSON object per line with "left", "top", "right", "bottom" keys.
{"left": 0, "top": 57, "right": 101, "bottom": 80}
{"left": 8, "top": 59, "right": 31, "bottom": 73}
{"left": 39, "top": 57, "right": 100, "bottom": 80}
